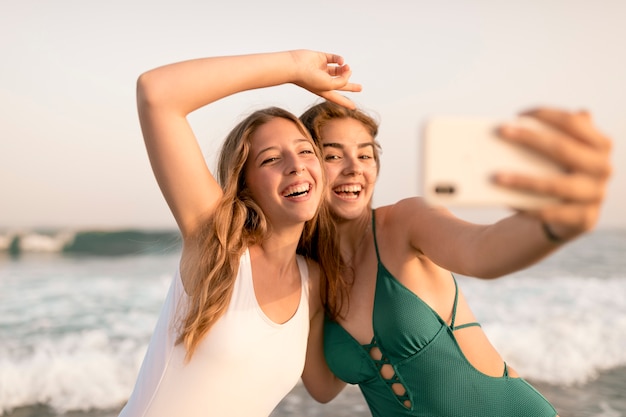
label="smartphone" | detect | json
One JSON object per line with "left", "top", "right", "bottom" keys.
{"left": 421, "top": 116, "right": 562, "bottom": 209}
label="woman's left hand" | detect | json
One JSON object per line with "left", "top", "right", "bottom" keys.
{"left": 494, "top": 107, "right": 613, "bottom": 241}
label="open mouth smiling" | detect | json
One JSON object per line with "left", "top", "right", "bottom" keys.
{"left": 283, "top": 183, "right": 312, "bottom": 198}
{"left": 333, "top": 184, "right": 362, "bottom": 199}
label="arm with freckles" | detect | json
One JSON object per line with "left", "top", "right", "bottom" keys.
{"left": 402, "top": 108, "right": 612, "bottom": 278}
{"left": 136, "top": 50, "right": 362, "bottom": 238}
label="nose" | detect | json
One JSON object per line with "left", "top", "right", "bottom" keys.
{"left": 343, "top": 155, "right": 362, "bottom": 176}
{"left": 285, "top": 154, "right": 306, "bottom": 177}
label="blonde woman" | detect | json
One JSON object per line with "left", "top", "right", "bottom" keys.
{"left": 118, "top": 51, "right": 360, "bottom": 417}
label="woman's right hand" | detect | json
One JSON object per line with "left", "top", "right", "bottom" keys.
{"left": 289, "top": 50, "right": 362, "bottom": 109}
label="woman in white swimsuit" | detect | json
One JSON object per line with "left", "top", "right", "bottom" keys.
{"left": 117, "top": 50, "right": 361, "bottom": 417}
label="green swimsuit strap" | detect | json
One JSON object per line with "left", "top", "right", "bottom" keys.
{"left": 371, "top": 209, "right": 381, "bottom": 262}
{"left": 374, "top": 208, "right": 480, "bottom": 332}
{"left": 449, "top": 275, "right": 481, "bottom": 331}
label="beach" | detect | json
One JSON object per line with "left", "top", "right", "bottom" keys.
{"left": 1, "top": 228, "right": 625, "bottom": 417}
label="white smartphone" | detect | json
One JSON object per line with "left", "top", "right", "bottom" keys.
{"left": 421, "top": 116, "right": 562, "bottom": 209}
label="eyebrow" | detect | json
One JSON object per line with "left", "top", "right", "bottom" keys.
{"left": 254, "top": 138, "right": 311, "bottom": 162}
{"left": 322, "top": 142, "right": 375, "bottom": 150}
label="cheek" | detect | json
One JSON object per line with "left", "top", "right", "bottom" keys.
{"left": 322, "top": 163, "right": 342, "bottom": 183}
{"left": 364, "top": 164, "right": 378, "bottom": 184}
{"left": 306, "top": 159, "right": 323, "bottom": 181}
{"left": 244, "top": 171, "right": 266, "bottom": 200}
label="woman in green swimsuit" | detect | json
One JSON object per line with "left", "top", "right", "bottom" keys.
{"left": 299, "top": 101, "right": 613, "bottom": 416}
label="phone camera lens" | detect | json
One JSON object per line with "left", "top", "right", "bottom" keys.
{"left": 435, "top": 184, "right": 456, "bottom": 195}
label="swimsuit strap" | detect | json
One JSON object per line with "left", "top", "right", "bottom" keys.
{"left": 449, "top": 275, "right": 481, "bottom": 331}
{"left": 373, "top": 209, "right": 479, "bottom": 332}
{"left": 371, "top": 209, "right": 382, "bottom": 263}
{"left": 449, "top": 276, "right": 460, "bottom": 329}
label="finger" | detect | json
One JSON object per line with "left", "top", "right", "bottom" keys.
{"left": 326, "top": 64, "right": 342, "bottom": 77}
{"left": 320, "top": 91, "right": 357, "bottom": 110}
{"left": 324, "top": 53, "right": 345, "bottom": 67}
{"left": 521, "top": 107, "right": 613, "bottom": 152}
{"left": 328, "top": 63, "right": 352, "bottom": 81}
{"left": 498, "top": 120, "right": 612, "bottom": 178}
{"left": 494, "top": 171, "right": 607, "bottom": 203}
{"left": 336, "top": 82, "right": 363, "bottom": 93}
{"left": 328, "top": 65, "right": 362, "bottom": 92}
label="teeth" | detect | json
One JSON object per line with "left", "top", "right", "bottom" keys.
{"left": 284, "top": 183, "right": 310, "bottom": 197}
{"left": 333, "top": 184, "right": 362, "bottom": 193}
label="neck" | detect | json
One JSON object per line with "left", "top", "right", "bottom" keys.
{"left": 251, "top": 223, "right": 304, "bottom": 269}
{"left": 337, "top": 210, "right": 372, "bottom": 263}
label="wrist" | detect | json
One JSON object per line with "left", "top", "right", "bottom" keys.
{"left": 541, "top": 222, "right": 565, "bottom": 244}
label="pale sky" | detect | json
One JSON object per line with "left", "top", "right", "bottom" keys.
{"left": 1, "top": 0, "right": 624, "bottom": 230}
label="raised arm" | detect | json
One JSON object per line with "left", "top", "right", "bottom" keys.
{"left": 136, "top": 50, "right": 361, "bottom": 237}
{"left": 405, "top": 108, "right": 612, "bottom": 278}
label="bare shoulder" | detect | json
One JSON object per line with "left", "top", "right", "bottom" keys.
{"left": 379, "top": 197, "right": 459, "bottom": 253}
{"left": 380, "top": 197, "right": 445, "bottom": 229}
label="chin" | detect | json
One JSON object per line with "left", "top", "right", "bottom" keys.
{"left": 330, "top": 206, "right": 365, "bottom": 222}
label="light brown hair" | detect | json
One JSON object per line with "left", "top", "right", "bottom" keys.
{"left": 300, "top": 101, "right": 383, "bottom": 320}
{"left": 178, "top": 107, "right": 342, "bottom": 359}
{"left": 300, "top": 100, "right": 382, "bottom": 174}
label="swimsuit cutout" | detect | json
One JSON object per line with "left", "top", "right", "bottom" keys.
{"left": 323, "top": 210, "right": 557, "bottom": 417}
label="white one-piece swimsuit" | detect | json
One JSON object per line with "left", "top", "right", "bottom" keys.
{"left": 118, "top": 249, "right": 310, "bottom": 417}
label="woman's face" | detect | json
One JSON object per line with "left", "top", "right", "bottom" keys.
{"left": 244, "top": 117, "right": 323, "bottom": 228}
{"left": 318, "top": 117, "right": 378, "bottom": 221}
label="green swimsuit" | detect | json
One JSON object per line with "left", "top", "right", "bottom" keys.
{"left": 324, "top": 211, "right": 557, "bottom": 417}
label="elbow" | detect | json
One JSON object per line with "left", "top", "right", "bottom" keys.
{"left": 136, "top": 70, "right": 165, "bottom": 111}
{"left": 136, "top": 72, "right": 153, "bottom": 109}
{"left": 301, "top": 378, "right": 344, "bottom": 404}
{"left": 307, "top": 389, "right": 340, "bottom": 404}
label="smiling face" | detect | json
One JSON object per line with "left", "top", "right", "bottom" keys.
{"left": 319, "top": 117, "right": 378, "bottom": 221}
{"left": 244, "top": 117, "right": 323, "bottom": 228}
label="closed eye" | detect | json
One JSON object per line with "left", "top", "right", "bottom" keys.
{"left": 260, "top": 157, "right": 279, "bottom": 165}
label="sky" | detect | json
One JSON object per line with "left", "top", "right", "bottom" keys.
{"left": 1, "top": 0, "right": 625, "bottom": 230}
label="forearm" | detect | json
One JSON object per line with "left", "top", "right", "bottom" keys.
{"left": 461, "top": 213, "right": 564, "bottom": 278}
{"left": 301, "top": 311, "right": 346, "bottom": 403}
{"left": 136, "top": 51, "right": 297, "bottom": 116}
{"left": 135, "top": 52, "right": 299, "bottom": 236}
{"left": 422, "top": 108, "right": 610, "bottom": 279}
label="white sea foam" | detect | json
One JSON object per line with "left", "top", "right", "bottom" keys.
{"left": 458, "top": 274, "right": 626, "bottom": 386}
{"left": 0, "top": 230, "right": 76, "bottom": 253}
{"left": 0, "top": 330, "right": 146, "bottom": 414}
{"left": 1, "top": 230, "right": 625, "bottom": 414}
{"left": 0, "top": 253, "right": 175, "bottom": 414}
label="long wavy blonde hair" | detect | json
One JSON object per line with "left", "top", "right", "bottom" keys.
{"left": 177, "top": 107, "right": 342, "bottom": 360}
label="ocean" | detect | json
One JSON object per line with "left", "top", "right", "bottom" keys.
{"left": 1, "top": 227, "right": 625, "bottom": 417}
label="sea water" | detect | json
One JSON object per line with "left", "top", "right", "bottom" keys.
{"left": 1, "top": 228, "right": 625, "bottom": 417}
